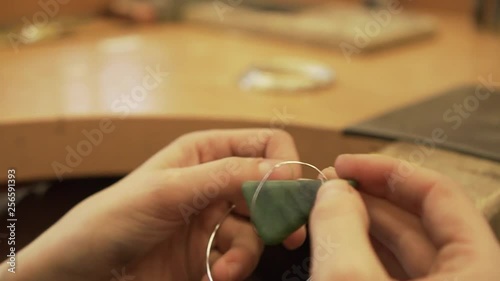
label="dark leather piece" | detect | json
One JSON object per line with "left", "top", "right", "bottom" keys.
{"left": 345, "top": 85, "right": 500, "bottom": 162}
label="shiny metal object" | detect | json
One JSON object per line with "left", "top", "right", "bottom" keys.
{"left": 206, "top": 160, "right": 328, "bottom": 281}
{"left": 206, "top": 204, "right": 236, "bottom": 281}
{"left": 240, "top": 59, "right": 335, "bottom": 92}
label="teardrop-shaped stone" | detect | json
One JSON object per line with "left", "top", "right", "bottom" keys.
{"left": 242, "top": 179, "right": 358, "bottom": 245}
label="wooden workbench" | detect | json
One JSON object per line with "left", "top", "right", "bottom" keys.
{"left": 1, "top": 10, "right": 498, "bottom": 181}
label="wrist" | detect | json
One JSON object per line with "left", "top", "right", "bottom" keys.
{"left": 9, "top": 200, "right": 119, "bottom": 281}
{"left": 6, "top": 226, "right": 93, "bottom": 281}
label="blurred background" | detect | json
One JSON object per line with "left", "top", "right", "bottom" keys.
{"left": 1, "top": 0, "right": 499, "bottom": 280}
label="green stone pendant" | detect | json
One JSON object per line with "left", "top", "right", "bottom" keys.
{"left": 242, "top": 179, "right": 358, "bottom": 245}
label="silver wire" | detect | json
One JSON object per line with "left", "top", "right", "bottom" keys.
{"left": 251, "top": 160, "right": 326, "bottom": 281}
{"left": 206, "top": 160, "right": 327, "bottom": 281}
{"left": 250, "top": 160, "right": 327, "bottom": 219}
{"left": 206, "top": 204, "right": 235, "bottom": 281}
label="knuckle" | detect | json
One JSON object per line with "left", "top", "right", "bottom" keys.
{"left": 175, "top": 129, "right": 215, "bottom": 143}
{"left": 272, "top": 129, "right": 293, "bottom": 141}
{"left": 172, "top": 132, "right": 194, "bottom": 146}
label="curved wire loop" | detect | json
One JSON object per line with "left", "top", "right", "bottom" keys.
{"left": 206, "top": 161, "right": 327, "bottom": 281}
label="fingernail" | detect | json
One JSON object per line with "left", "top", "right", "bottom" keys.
{"left": 320, "top": 166, "right": 336, "bottom": 179}
{"left": 323, "top": 166, "right": 335, "bottom": 173}
{"left": 339, "top": 153, "right": 353, "bottom": 157}
{"left": 335, "top": 154, "right": 352, "bottom": 164}
{"left": 318, "top": 180, "right": 350, "bottom": 201}
{"left": 337, "top": 154, "right": 351, "bottom": 159}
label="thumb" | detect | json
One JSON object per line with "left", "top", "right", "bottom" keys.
{"left": 309, "top": 180, "right": 388, "bottom": 281}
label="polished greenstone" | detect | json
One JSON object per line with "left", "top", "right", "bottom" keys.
{"left": 242, "top": 179, "right": 358, "bottom": 245}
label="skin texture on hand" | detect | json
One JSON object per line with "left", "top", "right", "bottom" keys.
{"left": 310, "top": 154, "right": 500, "bottom": 281}
{"left": 4, "top": 134, "right": 499, "bottom": 281}
{"left": 0, "top": 129, "right": 306, "bottom": 281}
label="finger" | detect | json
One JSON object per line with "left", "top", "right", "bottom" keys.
{"left": 199, "top": 202, "right": 234, "bottom": 243}
{"left": 320, "top": 166, "right": 338, "bottom": 180}
{"left": 334, "top": 154, "right": 497, "bottom": 252}
{"left": 283, "top": 226, "right": 307, "bottom": 250}
{"left": 150, "top": 157, "right": 297, "bottom": 221}
{"left": 309, "top": 180, "right": 388, "bottom": 281}
{"left": 215, "top": 214, "right": 259, "bottom": 253}
{"left": 323, "top": 162, "right": 436, "bottom": 280}
{"left": 370, "top": 236, "right": 409, "bottom": 280}
{"left": 208, "top": 250, "right": 223, "bottom": 269}
{"left": 202, "top": 167, "right": 307, "bottom": 251}
{"left": 141, "top": 129, "right": 300, "bottom": 170}
{"left": 212, "top": 200, "right": 305, "bottom": 255}
{"left": 362, "top": 193, "right": 437, "bottom": 278}
{"left": 212, "top": 215, "right": 263, "bottom": 281}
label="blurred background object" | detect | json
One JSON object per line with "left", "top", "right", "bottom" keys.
{"left": 0, "top": 18, "right": 88, "bottom": 48}
{"left": 475, "top": 0, "right": 500, "bottom": 31}
{"left": 185, "top": 1, "right": 437, "bottom": 52}
{"left": 5, "top": 0, "right": 497, "bottom": 50}
{"left": 0, "top": 0, "right": 484, "bottom": 26}
{"left": 239, "top": 58, "right": 335, "bottom": 92}
{"left": 1, "top": 0, "right": 497, "bottom": 47}
{"left": 108, "top": 0, "right": 183, "bottom": 22}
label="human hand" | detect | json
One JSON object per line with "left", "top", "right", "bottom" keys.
{"left": 5, "top": 129, "right": 305, "bottom": 281}
{"left": 310, "top": 154, "right": 500, "bottom": 281}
